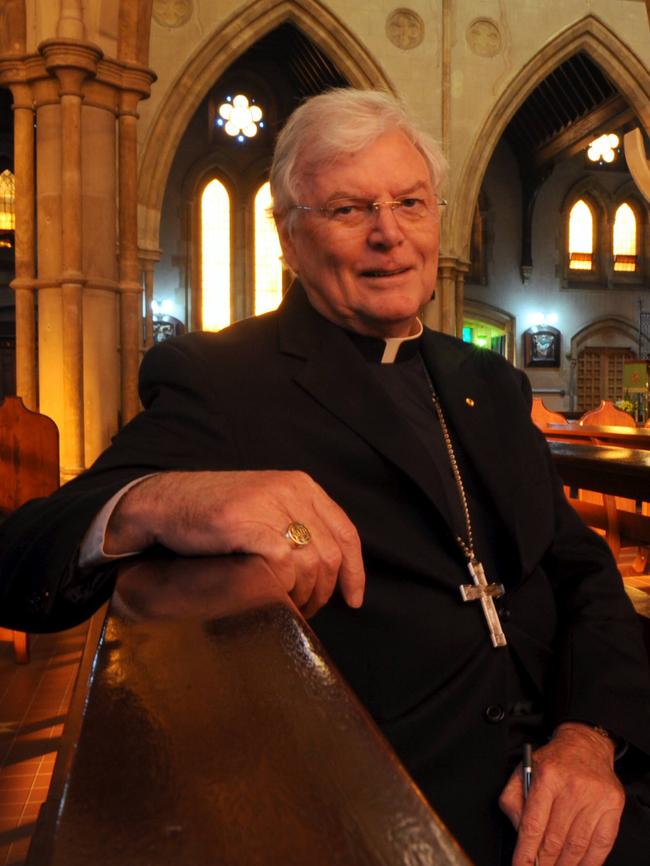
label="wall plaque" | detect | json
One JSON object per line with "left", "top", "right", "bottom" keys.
{"left": 467, "top": 18, "right": 502, "bottom": 57}
{"left": 153, "top": 0, "right": 193, "bottom": 28}
{"left": 386, "top": 9, "right": 424, "bottom": 50}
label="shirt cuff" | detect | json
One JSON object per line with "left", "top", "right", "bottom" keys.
{"left": 78, "top": 475, "right": 157, "bottom": 569}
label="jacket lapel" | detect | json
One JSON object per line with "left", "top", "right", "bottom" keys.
{"left": 419, "top": 332, "right": 521, "bottom": 550}
{"left": 278, "top": 286, "right": 459, "bottom": 526}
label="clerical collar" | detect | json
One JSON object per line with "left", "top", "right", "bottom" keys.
{"left": 346, "top": 319, "right": 423, "bottom": 364}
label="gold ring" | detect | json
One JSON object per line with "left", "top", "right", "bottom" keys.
{"left": 285, "top": 522, "right": 312, "bottom": 547}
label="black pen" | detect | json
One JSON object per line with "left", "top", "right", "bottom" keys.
{"left": 522, "top": 743, "right": 539, "bottom": 866}
{"left": 523, "top": 742, "right": 533, "bottom": 799}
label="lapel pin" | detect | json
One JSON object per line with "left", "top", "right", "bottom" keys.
{"left": 465, "top": 397, "right": 475, "bottom": 407}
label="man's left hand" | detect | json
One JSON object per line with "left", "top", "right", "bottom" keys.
{"left": 499, "top": 722, "right": 625, "bottom": 866}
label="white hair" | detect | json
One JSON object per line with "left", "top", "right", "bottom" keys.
{"left": 270, "top": 88, "right": 447, "bottom": 228}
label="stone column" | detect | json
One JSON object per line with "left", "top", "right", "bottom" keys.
{"left": 42, "top": 41, "right": 101, "bottom": 480}
{"left": 8, "top": 79, "right": 37, "bottom": 409}
{"left": 438, "top": 256, "right": 459, "bottom": 337}
{"left": 81, "top": 77, "right": 120, "bottom": 465}
{"left": 56, "top": 0, "right": 85, "bottom": 40}
{"left": 455, "top": 260, "right": 469, "bottom": 339}
{"left": 32, "top": 75, "right": 64, "bottom": 443}
{"left": 118, "top": 88, "right": 144, "bottom": 423}
{"left": 140, "top": 248, "right": 161, "bottom": 350}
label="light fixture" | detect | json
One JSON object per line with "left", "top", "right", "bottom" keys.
{"left": 152, "top": 299, "right": 174, "bottom": 316}
{"left": 217, "top": 94, "right": 263, "bottom": 140}
{"left": 587, "top": 133, "right": 619, "bottom": 164}
{"left": 527, "top": 311, "right": 559, "bottom": 327}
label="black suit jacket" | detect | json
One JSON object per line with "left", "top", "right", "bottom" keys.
{"left": 2, "top": 284, "right": 649, "bottom": 863}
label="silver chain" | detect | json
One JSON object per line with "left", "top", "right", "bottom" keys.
{"left": 421, "top": 363, "right": 476, "bottom": 563}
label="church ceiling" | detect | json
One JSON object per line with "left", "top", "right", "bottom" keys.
{"left": 222, "top": 23, "right": 348, "bottom": 107}
{"left": 504, "top": 52, "right": 635, "bottom": 172}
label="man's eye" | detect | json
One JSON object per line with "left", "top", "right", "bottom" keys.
{"left": 331, "top": 203, "right": 361, "bottom": 217}
{"left": 399, "top": 197, "right": 423, "bottom": 209}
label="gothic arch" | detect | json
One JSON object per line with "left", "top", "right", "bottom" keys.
{"left": 569, "top": 316, "right": 639, "bottom": 360}
{"left": 137, "top": 0, "right": 394, "bottom": 249}
{"left": 449, "top": 15, "right": 650, "bottom": 263}
{"left": 568, "top": 315, "right": 640, "bottom": 409}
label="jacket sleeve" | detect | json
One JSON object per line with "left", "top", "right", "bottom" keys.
{"left": 0, "top": 335, "right": 237, "bottom": 632}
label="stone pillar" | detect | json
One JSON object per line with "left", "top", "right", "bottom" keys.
{"left": 81, "top": 78, "right": 120, "bottom": 464}
{"left": 8, "top": 80, "right": 37, "bottom": 409}
{"left": 1, "top": 46, "right": 154, "bottom": 471}
{"left": 56, "top": 0, "right": 85, "bottom": 40}
{"left": 455, "top": 260, "right": 470, "bottom": 339}
{"left": 42, "top": 41, "right": 102, "bottom": 480}
{"left": 140, "top": 249, "right": 161, "bottom": 350}
{"left": 438, "top": 256, "right": 459, "bottom": 337}
{"left": 118, "top": 88, "right": 144, "bottom": 423}
{"left": 33, "top": 76, "right": 64, "bottom": 445}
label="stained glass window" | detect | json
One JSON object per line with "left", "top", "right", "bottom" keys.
{"left": 0, "top": 169, "right": 15, "bottom": 250}
{"left": 613, "top": 203, "right": 637, "bottom": 272}
{"left": 568, "top": 199, "right": 593, "bottom": 270}
{"left": 254, "top": 182, "right": 283, "bottom": 316}
{"left": 201, "top": 179, "right": 231, "bottom": 331}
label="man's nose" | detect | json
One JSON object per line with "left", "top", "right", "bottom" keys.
{"left": 367, "top": 204, "right": 405, "bottom": 248}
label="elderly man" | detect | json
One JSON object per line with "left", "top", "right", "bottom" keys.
{"left": 1, "top": 89, "right": 649, "bottom": 866}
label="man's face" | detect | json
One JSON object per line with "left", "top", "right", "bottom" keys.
{"left": 277, "top": 130, "right": 440, "bottom": 338}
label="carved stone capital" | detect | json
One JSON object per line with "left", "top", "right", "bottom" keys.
{"left": 39, "top": 39, "right": 103, "bottom": 91}
{"left": 99, "top": 57, "right": 156, "bottom": 102}
{"left": 0, "top": 55, "right": 28, "bottom": 87}
{"left": 139, "top": 247, "right": 162, "bottom": 265}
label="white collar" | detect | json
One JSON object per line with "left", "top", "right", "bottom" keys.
{"left": 380, "top": 319, "right": 424, "bottom": 364}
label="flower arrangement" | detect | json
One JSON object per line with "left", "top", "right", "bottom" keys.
{"left": 614, "top": 399, "right": 635, "bottom": 416}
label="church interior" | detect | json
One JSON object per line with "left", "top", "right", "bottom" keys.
{"left": 1, "top": 2, "right": 650, "bottom": 864}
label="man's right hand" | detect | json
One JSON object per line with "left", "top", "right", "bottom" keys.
{"left": 104, "top": 470, "right": 365, "bottom": 618}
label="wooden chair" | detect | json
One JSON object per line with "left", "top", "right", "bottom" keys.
{"left": 531, "top": 397, "right": 568, "bottom": 428}
{"left": 0, "top": 396, "right": 60, "bottom": 663}
{"left": 578, "top": 400, "right": 636, "bottom": 428}
{"left": 576, "top": 400, "right": 643, "bottom": 563}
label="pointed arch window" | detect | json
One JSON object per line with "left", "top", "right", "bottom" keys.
{"left": 254, "top": 181, "right": 283, "bottom": 316}
{"left": 201, "top": 178, "right": 231, "bottom": 331}
{"left": 0, "top": 169, "right": 15, "bottom": 251}
{"left": 612, "top": 202, "right": 637, "bottom": 272}
{"left": 568, "top": 199, "right": 593, "bottom": 271}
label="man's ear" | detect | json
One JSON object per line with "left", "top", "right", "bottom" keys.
{"left": 276, "top": 216, "right": 300, "bottom": 275}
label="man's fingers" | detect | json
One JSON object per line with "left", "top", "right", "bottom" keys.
{"left": 506, "top": 727, "right": 625, "bottom": 866}
{"left": 574, "top": 808, "right": 621, "bottom": 866}
{"left": 311, "top": 494, "right": 365, "bottom": 608}
{"left": 512, "top": 784, "right": 553, "bottom": 866}
{"left": 498, "top": 765, "right": 524, "bottom": 829}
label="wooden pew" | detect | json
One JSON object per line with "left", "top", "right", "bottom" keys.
{"left": 0, "top": 396, "right": 60, "bottom": 663}
{"left": 27, "top": 556, "right": 474, "bottom": 866}
{"left": 579, "top": 400, "right": 636, "bottom": 428}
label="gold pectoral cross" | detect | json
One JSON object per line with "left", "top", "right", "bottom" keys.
{"left": 460, "top": 559, "right": 507, "bottom": 648}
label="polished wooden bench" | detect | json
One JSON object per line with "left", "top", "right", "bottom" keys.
{"left": 27, "top": 555, "right": 474, "bottom": 866}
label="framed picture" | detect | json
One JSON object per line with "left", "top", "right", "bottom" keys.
{"left": 523, "top": 325, "right": 561, "bottom": 368}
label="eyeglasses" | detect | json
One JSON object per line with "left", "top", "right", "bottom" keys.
{"left": 289, "top": 195, "right": 447, "bottom": 229}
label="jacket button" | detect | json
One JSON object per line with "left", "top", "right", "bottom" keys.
{"left": 484, "top": 704, "right": 506, "bottom": 723}
{"left": 498, "top": 608, "right": 511, "bottom": 622}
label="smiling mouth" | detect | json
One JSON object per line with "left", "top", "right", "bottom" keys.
{"left": 361, "top": 266, "right": 411, "bottom": 278}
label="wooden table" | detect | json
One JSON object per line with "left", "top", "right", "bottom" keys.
{"left": 541, "top": 423, "right": 650, "bottom": 449}
{"left": 548, "top": 440, "right": 650, "bottom": 501}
